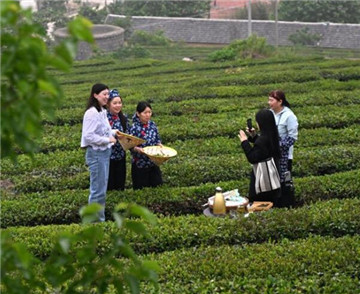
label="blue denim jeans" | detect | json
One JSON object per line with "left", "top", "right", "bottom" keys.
{"left": 86, "top": 147, "right": 111, "bottom": 222}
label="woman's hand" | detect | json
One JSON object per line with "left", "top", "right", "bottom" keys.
{"left": 246, "top": 127, "right": 256, "bottom": 137}
{"left": 109, "top": 136, "right": 117, "bottom": 144}
{"left": 133, "top": 146, "right": 144, "bottom": 154}
{"left": 115, "top": 130, "right": 124, "bottom": 139}
{"left": 157, "top": 143, "right": 163, "bottom": 148}
{"left": 238, "top": 129, "right": 248, "bottom": 142}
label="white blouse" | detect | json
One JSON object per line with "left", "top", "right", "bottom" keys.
{"left": 81, "top": 107, "right": 116, "bottom": 150}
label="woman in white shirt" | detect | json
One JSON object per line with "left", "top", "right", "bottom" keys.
{"left": 268, "top": 90, "right": 298, "bottom": 207}
{"left": 81, "top": 83, "right": 117, "bottom": 221}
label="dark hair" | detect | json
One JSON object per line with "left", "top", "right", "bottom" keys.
{"left": 136, "top": 101, "right": 152, "bottom": 113}
{"left": 255, "top": 109, "right": 281, "bottom": 159}
{"left": 269, "top": 90, "right": 291, "bottom": 108}
{"left": 107, "top": 90, "right": 127, "bottom": 132}
{"left": 86, "top": 83, "right": 109, "bottom": 112}
{"left": 119, "top": 102, "right": 127, "bottom": 133}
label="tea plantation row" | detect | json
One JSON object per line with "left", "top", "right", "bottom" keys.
{"left": 2, "top": 170, "right": 359, "bottom": 228}
{"left": 2, "top": 53, "right": 359, "bottom": 292}
{"left": 4, "top": 198, "right": 359, "bottom": 258}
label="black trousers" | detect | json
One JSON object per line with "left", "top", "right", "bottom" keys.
{"left": 288, "top": 159, "right": 293, "bottom": 173}
{"left": 107, "top": 158, "right": 126, "bottom": 191}
{"left": 279, "top": 159, "right": 295, "bottom": 208}
{"left": 131, "top": 163, "right": 163, "bottom": 190}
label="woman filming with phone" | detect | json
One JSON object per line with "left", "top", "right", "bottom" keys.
{"left": 239, "top": 109, "right": 281, "bottom": 206}
{"left": 246, "top": 91, "right": 298, "bottom": 208}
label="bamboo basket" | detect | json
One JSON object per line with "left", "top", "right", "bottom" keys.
{"left": 143, "top": 146, "right": 177, "bottom": 166}
{"left": 116, "top": 131, "right": 145, "bottom": 151}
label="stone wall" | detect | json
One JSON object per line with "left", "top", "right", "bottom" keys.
{"left": 54, "top": 24, "right": 124, "bottom": 60}
{"left": 105, "top": 14, "right": 360, "bottom": 49}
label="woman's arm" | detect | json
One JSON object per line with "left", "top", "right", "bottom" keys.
{"left": 239, "top": 130, "right": 267, "bottom": 164}
{"left": 241, "top": 140, "right": 268, "bottom": 164}
{"left": 281, "top": 114, "right": 298, "bottom": 149}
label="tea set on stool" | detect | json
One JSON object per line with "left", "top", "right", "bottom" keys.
{"left": 203, "top": 187, "right": 273, "bottom": 218}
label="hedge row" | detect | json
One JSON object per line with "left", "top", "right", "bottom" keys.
{"left": 58, "top": 56, "right": 358, "bottom": 83}
{"left": 51, "top": 87, "right": 360, "bottom": 127}
{"left": 2, "top": 143, "right": 360, "bottom": 193}
{"left": 18, "top": 100, "right": 358, "bottom": 160}
{"left": 4, "top": 198, "right": 360, "bottom": 259}
{"left": 54, "top": 58, "right": 360, "bottom": 111}
{"left": 27, "top": 121, "right": 360, "bottom": 155}
{"left": 140, "top": 235, "right": 360, "bottom": 293}
{"left": 182, "top": 65, "right": 360, "bottom": 89}
{"left": 54, "top": 81, "right": 360, "bottom": 124}
{"left": 2, "top": 169, "right": 359, "bottom": 228}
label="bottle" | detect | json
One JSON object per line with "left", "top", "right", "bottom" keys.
{"left": 213, "top": 187, "right": 226, "bottom": 215}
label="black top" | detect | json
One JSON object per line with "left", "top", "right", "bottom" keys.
{"left": 241, "top": 135, "right": 280, "bottom": 204}
{"left": 241, "top": 135, "right": 278, "bottom": 164}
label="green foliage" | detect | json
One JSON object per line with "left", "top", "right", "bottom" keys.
{"left": 209, "top": 35, "right": 275, "bottom": 61}
{"left": 114, "top": 16, "right": 133, "bottom": 40}
{"left": 289, "top": 27, "right": 322, "bottom": 46}
{"left": 208, "top": 47, "right": 236, "bottom": 62}
{"left": 145, "top": 235, "right": 360, "bottom": 293}
{"left": 279, "top": 0, "right": 360, "bottom": 23}
{"left": 1, "top": 169, "right": 359, "bottom": 228}
{"left": 77, "top": 4, "right": 108, "bottom": 24}
{"left": 1, "top": 203, "right": 159, "bottom": 293}
{"left": 129, "top": 30, "right": 171, "bottom": 46}
{"left": 113, "top": 45, "right": 151, "bottom": 59}
{"left": 4, "top": 198, "right": 360, "bottom": 259}
{"left": 108, "top": 0, "right": 211, "bottom": 18}
{"left": 112, "top": 29, "right": 171, "bottom": 60}
{"left": 32, "top": 0, "right": 68, "bottom": 31}
{"left": 1, "top": 32, "right": 360, "bottom": 292}
{"left": 234, "top": 1, "right": 275, "bottom": 20}
{"left": 0, "top": 1, "right": 93, "bottom": 161}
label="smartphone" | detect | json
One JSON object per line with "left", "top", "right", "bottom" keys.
{"left": 247, "top": 118, "right": 253, "bottom": 130}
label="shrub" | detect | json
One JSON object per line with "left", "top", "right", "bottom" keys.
{"left": 289, "top": 27, "right": 322, "bottom": 46}
{"left": 208, "top": 48, "right": 236, "bottom": 62}
{"left": 113, "top": 45, "right": 151, "bottom": 59}
{"left": 234, "top": 1, "right": 275, "bottom": 20}
{"left": 114, "top": 16, "right": 133, "bottom": 40}
{"left": 129, "top": 30, "right": 170, "bottom": 46}
{"left": 209, "top": 35, "right": 275, "bottom": 61}
{"left": 77, "top": 4, "right": 108, "bottom": 24}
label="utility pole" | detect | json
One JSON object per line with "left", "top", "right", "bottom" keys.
{"left": 247, "top": 0, "right": 252, "bottom": 37}
{"left": 275, "top": 0, "right": 279, "bottom": 47}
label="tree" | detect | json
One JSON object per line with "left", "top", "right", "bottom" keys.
{"left": 32, "top": 0, "right": 69, "bottom": 32}
{"left": 108, "top": 0, "right": 211, "bottom": 18}
{"left": 1, "top": 4, "right": 159, "bottom": 293}
{"left": 1, "top": 203, "right": 159, "bottom": 293}
{"left": 279, "top": 0, "right": 360, "bottom": 24}
{"left": 1, "top": 0, "right": 92, "bottom": 160}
